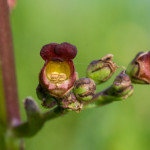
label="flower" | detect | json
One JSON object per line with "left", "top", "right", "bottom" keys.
{"left": 126, "top": 51, "right": 150, "bottom": 84}
{"left": 39, "top": 42, "right": 77, "bottom": 98}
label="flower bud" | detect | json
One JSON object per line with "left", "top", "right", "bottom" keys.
{"left": 36, "top": 84, "right": 57, "bottom": 108}
{"left": 59, "top": 92, "right": 82, "bottom": 112}
{"left": 86, "top": 54, "right": 117, "bottom": 84}
{"left": 73, "top": 78, "right": 96, "bottom": 101}
{"left": 24, "top": 98, "right": 40, "bottom": 116}
{"left": 39, "top": 42, "right": 77, "bottom": 98}
{"left": 126, "top": 51, "right": 150, "bottom": 84}
{"left": 107, "top": 71, "right": 133, "bottom": 99}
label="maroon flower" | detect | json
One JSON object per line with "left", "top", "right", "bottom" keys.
{"left": 126, "top": 51, "right": 150, "bottom": 84}
{"left": 39, "top": 42, "right": 77, "bottom": 97}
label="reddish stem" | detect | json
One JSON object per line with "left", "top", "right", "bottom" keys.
{"left": 0, "top": 0, "right": 20, "bottom": 126}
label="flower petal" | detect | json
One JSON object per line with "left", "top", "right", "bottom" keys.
{"left": 55, "top": 42, "right": 77, "bottom": 60}
{"left": 40, "top": 43, "right": 58, "bottom": 60}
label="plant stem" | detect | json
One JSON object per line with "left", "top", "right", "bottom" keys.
{"left": 0, "top": 0, "right": 21, "bottom": 149}
{"left": 12, "top": 70, "right": 133, "bottom": 138}
{"left": 0, "top": 65, "right": 7, "bottom": 150}
{"left": 13, "top": 98, "right": 66, "bottom": 137}
{"left": 12, "top": 91, "right": 123, "bottom": 138}
{"left": 0, "top": 0, "right": 20, "bottom": 126}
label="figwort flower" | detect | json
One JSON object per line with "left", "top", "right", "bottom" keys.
{"left": 126, "top": 51, "right": 150, "bottom": 84}
{"left": 86, "top": 54, "right": 117, "bottom": 84}
{"left": 39, "top": 42, "right": 77, "bottom": 98}
{"left": 73, "top": 78, "right": 96, "bottom": 101}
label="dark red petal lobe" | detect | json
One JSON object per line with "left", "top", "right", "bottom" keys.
{"left": 137, "top": 52, "right": 150, "bottom": 82}
{"left": 40, "top": 43, "right": 58, "bottom": 60}
{"left": 55, "top": 42, "right": 77, "bottom": 60}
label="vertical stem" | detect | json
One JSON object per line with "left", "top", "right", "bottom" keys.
{"left": 0, "top": 63, "right": 7, "bottom": 150}
{"left": 0, "top": 0, "right": 20, "bottom": 127}
{"left": 0, "top": 61, "right": 7, "bottom": 127}
{"left": 0, "top": 0, "right": 22, "bottom": 149}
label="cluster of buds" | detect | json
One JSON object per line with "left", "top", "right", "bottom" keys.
{"left": 37, "top": 42, "right": 150, "bottom": 112}
{"left": 37, "top": 42, "right": 98, "bottom": 111}
{"left": 13, "top": 44, "right": 150, "bottom": 138}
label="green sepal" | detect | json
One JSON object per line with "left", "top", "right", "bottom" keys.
{"left": 73, "top": 87, "right": 87, "bottom": 95}
{"left": 36, "top": 84, "right": 57, "bottom": 108}
{"left": 126, "top": 64, "right": 145, "bottom": 84}
{"left": 87, "top": 67, "right": 111, "bottom": 84}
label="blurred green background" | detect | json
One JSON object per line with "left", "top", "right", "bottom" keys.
{"left": 11, "top": 0, "right": 150, "bottom": 150}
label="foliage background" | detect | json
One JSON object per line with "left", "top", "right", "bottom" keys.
{"left": 11, "top": 0, "right": 150, "bottom": 150}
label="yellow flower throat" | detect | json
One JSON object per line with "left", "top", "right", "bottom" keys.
{"left": 45, "top": 60, "right": 71, "bottom": 83}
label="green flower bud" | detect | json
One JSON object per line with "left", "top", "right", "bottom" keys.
{"left": 106, "top": 71, "right": 133, "bottom": 99}
{"left": 36, "top": 84, "right": 57, "bottom": 108}
{"left": 86, "top": 54, "right": 117, "bottom": 84}
{"left": 59, "top": 92, "right": 82, "bottom": 112}
{"left": 73, "top": 78, "right": 96, "bottom": 101}
{"left": 90, "top": 71, "right": 133, "bottom": 107}
{"left": 126, "top": 51, "right": 150, "bottom": 84}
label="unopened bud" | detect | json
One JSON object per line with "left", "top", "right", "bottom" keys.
{"left": 107, "top": 71, "right": 133, "bottom": 99}
{"left": 23, "top": 98, "right": 41, "bottom": 121}
{"left": 59, "top": 92, "right": 82, "bottom": 112}
{"left": 126, "top": 51, "right": 150, "bottom": 84}
{"left": 86, "top": 54, "right": 117, "bottom": 84}
{"left": 36, "top": 84, "right": 57, "bottom": 108}
{"left": 73, "top": 78, "right": 96, "bottom": 101}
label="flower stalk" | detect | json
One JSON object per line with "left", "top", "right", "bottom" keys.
{"left": 10, "top": 45, "right": 135, "bottom": 138}
{"left": 0, "top": 0, "right": 21, "bottom": 149}
{"left": 12, "top": 98, "right": 66, "bottom": 137}
{"left": 12, "top": 71, "right": 133, "bottom": 138}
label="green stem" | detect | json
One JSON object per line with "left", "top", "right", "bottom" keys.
{"left": 0, "top": 64, "right": 7, "bottom": 129}
{"left": 0, "top": 62, "right": 7, "bottom": 150}
{"left": 12, "top": 71, "right": 133, "bottom": 138}
{"left": 13, "top": 98, "right": 67, "bottom": 138}
{"left": 12, "top": 90, "right": 125, "bottom": 138}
